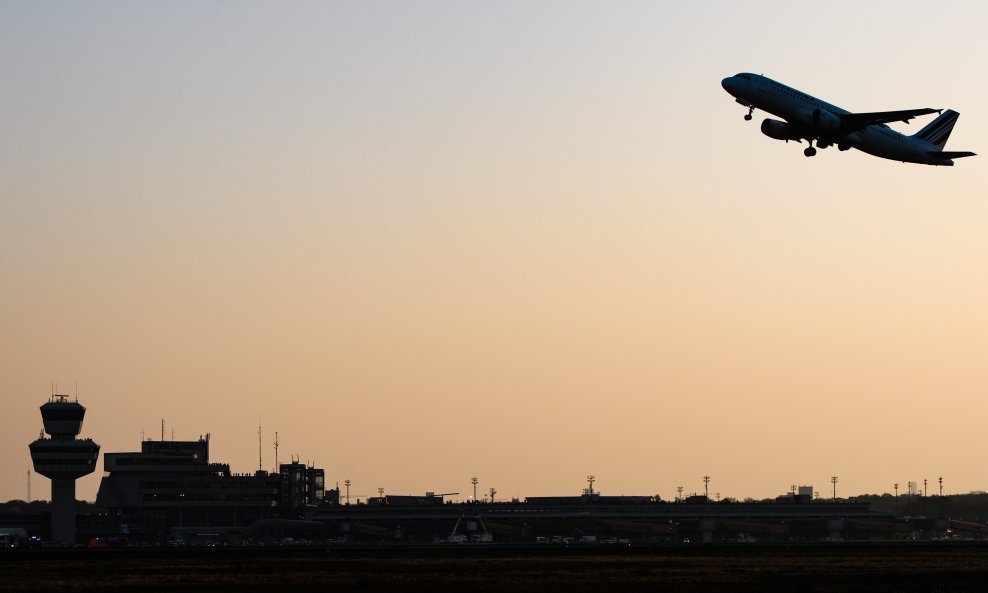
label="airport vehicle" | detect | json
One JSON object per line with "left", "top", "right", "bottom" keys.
{"left": 721, "top": 73, "right": 975, "bottom": 165}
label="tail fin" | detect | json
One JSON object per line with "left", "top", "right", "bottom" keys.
{"left": 913, "top": 109, "right": 960, "bottom": 148}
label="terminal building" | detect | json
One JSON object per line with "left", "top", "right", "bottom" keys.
{"left": 95, "top": 436, "right": 329, "bottom": 543}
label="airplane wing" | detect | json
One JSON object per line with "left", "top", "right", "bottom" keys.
{"left": 840, "top": 108, "right": 940, "bottom": 131}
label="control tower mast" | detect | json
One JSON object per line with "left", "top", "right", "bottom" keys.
{"left": 28, "top": 394, "right": 100, "bottom": 544}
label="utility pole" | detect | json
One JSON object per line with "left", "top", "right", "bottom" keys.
{"left": 586, "top": 475, "right": 596, "bottom": 498}
{"left": 27, "top": 470, "right": 31, "bottom": 503}
{"left": 488, "top": 487, "right": 497, "bottom": 503}
{"left": 273, "top": 432, "right": 280, "bottom": 472}
{"left": 894, "top": 483, "right": 899, "bottom": 511}
{"left": 378, "top": 487, "right": 384, "bottom": 501}
{"left": 257, "top": 422, "right": 263, "bottom": 472}
{"left": 831, "top": 476, "right": 838, "bottom": 502}
{"left": 703, "top": 476, "right": 710, "bottom": 500}
{"left": 471, "top": 477, "right": 478, "bottom": 502}
{"left": 677, "top": 486, "right": 683, "bottom": 502}
{"left": 939, "top": 476, "right": 943, "bottom": 497}
{"left": 344, "top": 480, "right": 351, "bottom": 505}
{"left": 923, "top": 479, "right": 927, "bottom": 497}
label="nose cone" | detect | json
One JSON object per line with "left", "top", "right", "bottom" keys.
{"left": 721, "top": 76, "right": 738, "bottom": 95}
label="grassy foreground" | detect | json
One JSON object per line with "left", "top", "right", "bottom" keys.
{"left": 3, "top": 543, "right": 988, "bottom": 592}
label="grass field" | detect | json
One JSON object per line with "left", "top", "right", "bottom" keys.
{"left": 3, "top": 543, "right": 988, "bottom": 592}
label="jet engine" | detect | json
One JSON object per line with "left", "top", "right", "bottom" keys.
{"left": 760, "top": 118, "right": 801, "bottom": 141}
{"left": 810, "top": 108, "right": 841, "bottom": 131}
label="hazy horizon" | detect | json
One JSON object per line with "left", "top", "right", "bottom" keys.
{"left": 3, "top": 1, "right": 987, "bottom": 504}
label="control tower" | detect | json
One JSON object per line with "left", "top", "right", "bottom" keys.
{"left": 28, "top": 395, "right": 100, "bottom": 544}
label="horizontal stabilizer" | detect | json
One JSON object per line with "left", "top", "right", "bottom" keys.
{"left": 932, "top": 151, "right": 976, "bottom": 159}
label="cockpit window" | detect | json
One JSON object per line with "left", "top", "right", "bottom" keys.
{"left": 737, "top": 74, "right": 752, "bottom": 80}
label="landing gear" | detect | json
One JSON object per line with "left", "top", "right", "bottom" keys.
{"left": 744, "top": 106, "right": 754, "bottom": 121}
{"left": 804, "top": 146, "right": 817, "bottom": 157}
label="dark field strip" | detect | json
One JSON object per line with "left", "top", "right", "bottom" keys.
{"left": 4, "top": 543, "right": 988, "bottom": 592}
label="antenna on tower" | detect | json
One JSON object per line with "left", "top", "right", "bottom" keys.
{"left": 273, "top": 432, "right": 280, "bottom": 472}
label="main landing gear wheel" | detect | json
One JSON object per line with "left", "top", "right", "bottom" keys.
{"left": 744, "top": 106, "right": 754, "bottom": 121}
{"left": 804, "top": 146, "right": 817, "bottom": 157}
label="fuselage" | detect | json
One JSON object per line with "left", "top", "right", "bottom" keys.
{"left": 721, "top": 73, "right": 950, "bottom": 165}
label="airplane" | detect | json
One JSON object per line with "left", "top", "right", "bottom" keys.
{"left": 721, "top": 73, "right": 975, "bottom": 166}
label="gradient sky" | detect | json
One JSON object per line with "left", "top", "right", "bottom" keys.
{"left": 3, "top": 1, "right": 987, "bottom": 504}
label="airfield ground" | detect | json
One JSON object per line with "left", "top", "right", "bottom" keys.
{"left": 3, "top": 542, "right": 988, "bottom": 592}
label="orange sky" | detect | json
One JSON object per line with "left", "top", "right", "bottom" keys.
{"left": 3, "top": 2, "right": 987, "bottom": 503}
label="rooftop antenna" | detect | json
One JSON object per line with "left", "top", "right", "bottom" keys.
{"left": 75, "top": 382, "right": 78, "bottom": 402}
{"left": 273, "top": 432, "right": 280, "bottom": 472}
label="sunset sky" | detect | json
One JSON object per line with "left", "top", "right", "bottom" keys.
{"left": 3, "top": 1, "right": 987, "bottom": 504}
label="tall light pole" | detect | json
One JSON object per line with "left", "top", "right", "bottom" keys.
{"left": 703, "top": 476, "right": 710, "bottom": 500}
{"left": 273, "top": 432, "right": 279, "bottom": 473}
{"left": 586, "top": 475, "right": 596, "bottom": 498}
{"left": 344, "top": 479, "right": 351, "bottom": 505}
{"left": 831, "top": 476, "right": 838, "bottom": 502}
{"left": 894, "top": 483, "right": 899, "bottom": 511}
{"left": 939, "top": 476, "right": 943, "bottom": 497}
{"left": 378, "top": 487, "right": 384, "bottom": 502}
{"left": 471, "top": 477, "right": 478, "bottom": 502}
{"left": 923, "top": 479, "right": 928, "bottom": 497}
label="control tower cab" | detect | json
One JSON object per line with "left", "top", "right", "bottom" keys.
{"left": 28, "top": 395, "right": 100, "bottom": 544}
